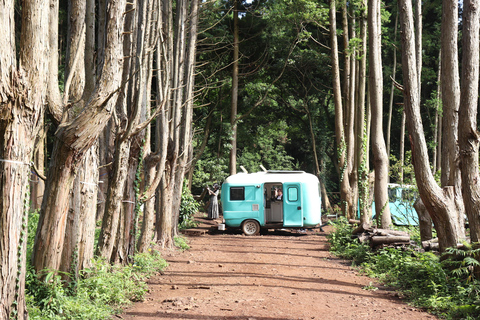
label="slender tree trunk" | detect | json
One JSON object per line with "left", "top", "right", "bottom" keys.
{"left": 345, "top": 11, "right": 357, "bottom": 221}
{"left": 459, "top": 0, "right": 480, "bottom": 242}
{"left": 432, "top": 53, "right": 441, "bottom": 174}
{"left": 357, "top": 0, "right": 369, "bottom": 226}
{"left": 387, "top": 12, "right": 398, "bottom": 180}
{"left": 30, "top": 126, "right": 45, "bottom": 211}
{"left": 399, "top": 109, "right": 406, "bottom": 183}
{"left": 229, "top": 0, "right": 239, "bottom": 176}
{"left": 415, "top": 0, "right": 422, "bottom": 101}
{"left": 137, "top": 0, "right": 158, "bottom": 253}
{"left": 441, "top": 0, "right": 466, "bottom": 240}
{"left": 399, "top": 0, "right": 461, "bottom": 251}
{"left": 33, "top": 0, "right": 127, "bottom": 273}
{"left": 369, "top": 0, "right": 391, "bottom": 228}
{"left": 330, "top": 0, "right": 349, "bottom": 219}
{"left": 171, "top": 0, "right": 200, "bottom": 235}
{"left": 62, "top": 0, "right": 100, "bottom": 276}
{"left": 342, "top": 2, "right": 350, "bottom": 117}
{"left": 0, "top": 0, "right": 48, "bottom": 316}
{"left": 61, "top": 146, "right": 98, "bottom": 277}
{"left": 97, "top": 139, "right": 131, "bottom": 261}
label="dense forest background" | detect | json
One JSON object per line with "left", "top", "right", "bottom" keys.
{"left": 1, "top": 0, "right": 479, "bottom": 318}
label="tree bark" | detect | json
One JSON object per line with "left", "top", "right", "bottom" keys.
{"left": 330, "top": 0, "right": 349, "bottom": 220}
{"left": 369, "top": 0, "right": 391, "bottom": 228}
{"left": 441, "top": 0, "right": 466, "bottom": 241}
{"left": 229, "top": 0, "right": 239, "bottom": 176}
{"left": 357, "top": 0, "right": 369, "bottom": 225}
{"left": 459, "top": 0, "right": 480, "bottom": 242}
{"left": 414, "top": 197, "right": 433, "bottom": 241}
{"left": 398, "top": 0, "right": 461, "bottom": 252}
{"left": 387, "top": 12, "right": 399, "bottom": 177}
{"left": 33, "top": 0, "right": 127, "bottom": 273}
{"left": 0, "top": 0, "right": 49, "bottom": 317}
{"left": 61, "top": 146, "right": 98, "bottom": 278}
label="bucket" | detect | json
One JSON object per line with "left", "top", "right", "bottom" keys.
{"left": 218, "top": 224, "right": 225, "bottom": 231}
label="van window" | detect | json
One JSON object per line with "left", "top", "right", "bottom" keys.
{"left": 287, "top": 187, "right": 298, "bottom": 202}
{"left": 230, "top": 187, "right": 245, "bottom": 201}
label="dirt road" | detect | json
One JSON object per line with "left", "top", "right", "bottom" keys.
{"left": 122, "top": 220, "right": 438, "bottom": 320}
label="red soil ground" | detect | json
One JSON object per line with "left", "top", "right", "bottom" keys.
{"left": 121, "top": 217, "right": 439, "bottom": 320}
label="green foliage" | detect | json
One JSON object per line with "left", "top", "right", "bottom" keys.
{"left": 26, "top": 252, "right": 168, "bottom": 320}
{"left": 174, "top": 235, "right": 190, "bottom": 251}
{"left": 179, "top": 181, "right": 201, "bottom": 230}
{"left": 326, "top": 217, "right": 371, "bottom": 265}
{"left": 389, "top": 152, "right": 416, "bottom": 185}
{"left": 328, "top": 219, "right": 480, "bottom": 319}
{"left": 442, "top": 243, "right": 480, "bottom": 284}
{"left": 25, "top": 209, "right": 168, "bottom": 320}
{"left": 237, "top": 121, "right": 296, "bottom": 172}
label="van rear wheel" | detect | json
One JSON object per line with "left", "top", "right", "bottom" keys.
{"left": 242, "top": 220, "right": 260, "bottom": 236}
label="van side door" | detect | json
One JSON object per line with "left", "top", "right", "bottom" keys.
{"left": 283, "top": 182, "right": 303, "bottom": 227}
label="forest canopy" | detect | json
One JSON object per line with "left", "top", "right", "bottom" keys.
{"left": 0, "top": 0, "right": 479, "bottom": 318}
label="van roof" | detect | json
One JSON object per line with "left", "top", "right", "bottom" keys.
{"left": 224, "top": 170, "right": 319, "bottom": 185}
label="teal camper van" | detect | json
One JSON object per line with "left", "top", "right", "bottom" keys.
{"left": 220, "top": 170, "right": 322, "bottom": 235}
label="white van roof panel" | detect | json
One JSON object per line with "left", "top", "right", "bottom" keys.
{"left": 224, "top": 171, "right": 319, "bottom": 185}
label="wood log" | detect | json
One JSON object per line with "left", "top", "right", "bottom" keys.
{"left": 372, "top": 228, "right": 409, "bottom": 237}
{"left": 349, "top": 219, "right": 360, "bottom": 225}
{"left": 357, "top": 233, "right": 369, "bottom": 244}
{"left": 371, "top": 235, "right": 410, "bottom": 245}
{"left": 352, "top": 223, "right": 371, "bottom": 235}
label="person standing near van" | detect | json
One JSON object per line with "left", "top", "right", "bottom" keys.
{"left": 207, "top": 183, "right": 220, "bottom": 219}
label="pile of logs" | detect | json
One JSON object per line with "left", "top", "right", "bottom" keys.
{"left": 352, "top": 225, "right": 412, "bottom": 249}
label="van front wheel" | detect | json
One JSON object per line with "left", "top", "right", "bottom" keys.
{"left": 242, "top": 220, "right": 260, "bottom": 236}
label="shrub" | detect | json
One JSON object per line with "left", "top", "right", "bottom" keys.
{"left": 26, "top": 252, "right": 168, "bottom": 319}
{"left": 327, "top": 218, "right": 480, "bottom": 319}
{"left": 179, "top": 181, "right": 200, "bottom": 230}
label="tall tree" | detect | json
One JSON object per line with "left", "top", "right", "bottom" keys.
{"left": 441, "top": 0, "right": 465, "bottom": 240}
{"left": 330, "top": 0, "right": 349, "bottom": 221}
{"left": 369, "top": 0, "right": 391, "bottom": 228}
{"left": 32, "top": 0, "right": 127, "bottom": 274}
{"left": 229, "top": 0, "right": 240, "bottom": 175}
{"left": 0, "top": 0, "right": 48, "bottom": 317}
{"left": 399, "top": 0, "right": 462, "bottom": 251}
{"left": 458, "top": 0, "right": 480, "bottom": 242}
{"left": 357, "top": 0, "right": 370, "bottom": 225}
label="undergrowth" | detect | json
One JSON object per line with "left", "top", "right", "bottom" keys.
{"left": 179, "top": 180, "right": 200, "bottom": 230}
{"left": 25, "top": 211, "right": 169, "bottom": 320}
{"left": 327, "top": 217, "right": 480, "bottom": 320}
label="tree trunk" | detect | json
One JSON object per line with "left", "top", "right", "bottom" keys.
{"left": 229, "top": 0, "right": 239, "bottom": 176}
{"left": 399, "top": 109, "right": 406, "bottom": 183}
{"left": 357, "top": 0, "right": 369, "bottom": 225}
{"left": 387, "top": 12, "right": 399, "bottom": 178}
{"left": 33, "top": 0, "right": 127, "bottom": 273}
{"left": 30, "top": 125, "right": 46, "bottom": 211}
{"left": 330, "top": 0, "right": 349, "bottom": 220}
{"left": 369, "top": 0, "right": 391, "bottom": 228}
{"left": 61, "top": 146, "right": 98, "bottom": 278}
{"left": 398, "top": 0, "right": 461, "bottom": 252}
{"left": 414, "top": 0, "right": 422, "bottom": 101}
{"left": 441, "top": 0, "right": 466, "bottom": 241}
{"left": 0, "top": 0, "right": 48, "bottom": 317}
{"left": 414, "top": 197, "right": 432, "bottom": 241}
{"left": 458, "top": 0, "right": 480, "bottom": 242}
{"left": 66, "top": 0, "right": 86, "bottom": 101}
{"left": 432, "top": 53, "right": 441, "bottom": 174}
{"left": 97, "top": 139, "right": 131, "bottom": 261}
{"left": 138, "top": 141, "right": 156, "bottom": 253}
